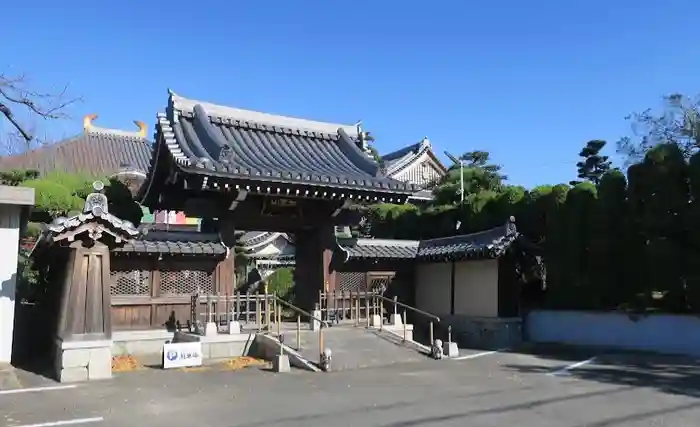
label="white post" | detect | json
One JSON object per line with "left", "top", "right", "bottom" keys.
{"left": 459, "top": 159, "right": 464, "bottom": 204}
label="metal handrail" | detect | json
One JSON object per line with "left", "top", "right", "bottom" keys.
{"left": 371, "top": 294, "right": 445, "bottom": 350}
{"left": 271, "top": 295, "right": 329, "bottom": 370}
{"left": 272, "top": 296, "right": 327, "bottom": 326}
{"left": 374, "top": 294, "right": 440, "bottom": 322}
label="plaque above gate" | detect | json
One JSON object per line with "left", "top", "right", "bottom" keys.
{"left": 261, "top": 197, "right": 301, "bottom": 218}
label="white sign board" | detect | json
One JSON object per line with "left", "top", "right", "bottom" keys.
{"left": 163, "top": 342, "right": 203, "bottom": 369}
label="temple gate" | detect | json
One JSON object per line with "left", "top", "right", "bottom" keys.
{"left": 139, "top": 90, "right": 416, "bottom": 309}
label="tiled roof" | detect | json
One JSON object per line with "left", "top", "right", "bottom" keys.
{"left": 382, "top": 142, "right": 422, "bottom": 165}
{"left": 382, "top": 137, "right": 447, "bottom": 177}
{"left": 417, "top": 220, "right": 518, "bottom": 261}
{"left": 408, "top": 189, "right": 434, "bottom": 201}
{"left": 112, "top": 231, "right": 226, "bottom": 256}
{"left": 32, "top": 187, "right": 142, "bottom": 255}
{"left": 44, "top": 211, "right": 140, "bottom": 237}
{"left": 337, "top": 238, "right": 420, "bottom": 260}
{"left": 0, "top": 124, "right": 152, "bottom": 177}
{"left": 337, "top": 218, "right": 519, "bottom": 262}
{"left": 154, "top": 91, "right": 415, "bottom": 193}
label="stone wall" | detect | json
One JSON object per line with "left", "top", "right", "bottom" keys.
{"left": 444, "top": 316, "right": 522, "bottom": 350}
{"left": 54, "top": 339, "right": 112, "bottom": 382}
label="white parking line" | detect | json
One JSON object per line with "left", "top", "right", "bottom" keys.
{"left": 14, "top": 417, "right": 103, "bottom": 427}
{"left": 0, "top": 385, "right": 78, "bottom": 395}
{"left": 548, "top": 356, "right": 597, "bottom": 377}
{"left": 452, "top": 348, "right": 509, "bottom": 360}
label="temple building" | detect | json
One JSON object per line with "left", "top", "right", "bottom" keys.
{"left": 0, "top": 105, "right": 448, "bottom": 280}
{"left": 233, "top": 136, "right": 449, "bottom": 269}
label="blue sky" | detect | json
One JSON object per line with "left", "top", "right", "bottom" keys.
{"left": 2, "top": 1, "right": 699, "bottom": 188}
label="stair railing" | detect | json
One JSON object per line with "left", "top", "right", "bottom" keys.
{"left": 373, "top": 294, "right": 446, "bottom": 357}
{"left": 271, "top": 295, "right": 331, "bottom": 370}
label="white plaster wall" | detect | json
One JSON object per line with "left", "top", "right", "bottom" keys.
{"left": 415, "top": 262, "right": 451, "bottom": 315}
{"left": 0, "top": 205, "right": 21, "bottom": 363}
{"left": 392, "top": 152, "right": 444, "bottom": 187}
{"left": 528, "top": 311, "right": 700, "bottom": 357}
{"left": 454, "top": 259, "right": 499, "bottom": 317}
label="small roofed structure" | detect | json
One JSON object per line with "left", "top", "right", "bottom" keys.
{"left": 31, "top": 180, "right": 141, "bottom": 382}
{"left": 333, "top": 218, "right": 544, "bottom": 349}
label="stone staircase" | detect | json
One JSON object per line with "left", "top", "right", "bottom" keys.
{"left": 270, "top": 323, "right": 431, "bottom": 371}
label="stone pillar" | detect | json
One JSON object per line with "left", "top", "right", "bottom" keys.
{"left": 294, "top": 225, "right": 337, "bottom": 310}
{"left": 0, "top": 205, "right": 22, "bottom": 364}
{"left": 0, "top": 186, "right": 34, "bottom": 365}
{"left": 54, "top": 242, "right": 113, "bottom": 382}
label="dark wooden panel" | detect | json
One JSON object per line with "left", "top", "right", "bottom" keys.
{"left": 111, "top": 305, "right": 152, "bottom": 330}
{"left": 153, "top": 303, "right": 192, "bottom": 329}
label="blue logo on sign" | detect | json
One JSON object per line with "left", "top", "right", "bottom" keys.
{"left": 166, "top": 350, "right": 178, "bottom": 361}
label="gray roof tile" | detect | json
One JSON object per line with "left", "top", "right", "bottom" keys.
{"left": 0, "top": 129, "right": 152, "bottom": 177}
{"left": 417, "top": 220, "right": 518, "bottom": 261}
{"left": 113, "top": 231, "right": 226, "bottom": 256}
{"left": 338, "top": 218, "right": 519, "bottom": 262}
{"left": 338, "top": 238, "right": 420, "bottom": 260}
{"left": 382, "top": 137, "right": 447, "bottom": 176}
{"left": 156, "top": 91, "right": 416, "bottom": 194}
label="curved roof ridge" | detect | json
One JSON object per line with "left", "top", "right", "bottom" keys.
{"left": 168, "top": 90, "right": 359, "bottom": 137}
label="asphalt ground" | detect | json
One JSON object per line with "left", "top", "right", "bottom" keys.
{"left": 2, "top": 345, "right": 700, "bottom": 427}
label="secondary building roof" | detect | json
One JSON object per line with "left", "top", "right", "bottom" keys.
{"left": 336, "top": 218, "right": 519, "bottom": 262}
{"left": 150, "top": 90, "right": 415, "bottom": 196}
{"left": 0, "top": 114, "right": 152, "bottom": 177}
{"left": 112, "top": 230, "right": 226, "bottom": 257}
{"left": 382, "top": 137, "right": 447, "bottom": 180}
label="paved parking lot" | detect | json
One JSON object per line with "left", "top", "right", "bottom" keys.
{"left": 2, "top": 345, "right": 700, "bottom": 426}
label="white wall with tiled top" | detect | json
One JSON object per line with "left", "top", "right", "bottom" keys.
{"left": 0, "top": 204, "right": 22, "bottom": 363}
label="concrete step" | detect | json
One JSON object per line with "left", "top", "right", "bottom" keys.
{"left": 284, "top": 325, "right": 430, "bottom": 371}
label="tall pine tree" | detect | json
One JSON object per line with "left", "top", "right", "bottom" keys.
{"left": 571, "top": 140, "right": 612, "bottom": 186}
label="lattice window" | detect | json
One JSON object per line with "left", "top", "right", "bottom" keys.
{"left": 338, "top": 272, "right": 366, "bottom": 292}
{"left": 159, "top": 270, "right": 214, "bottom": 296}
{"left": 369, "top": 277, "right": 391, "bottom": 294}
{"left": 111, "top": 270, "right": 150, "bottom": 296}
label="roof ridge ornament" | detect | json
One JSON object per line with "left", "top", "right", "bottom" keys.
{"left": 83, "top": 180, "right": 108, "bottom": 215}
{"left": 420, "top": 136, "right": 431, "bottom": 148}
{"left": 506, "top": 216, "right": 517, "bottom": 236}
{"left": 83, "top": 114, "right": 148, "bottom": 138}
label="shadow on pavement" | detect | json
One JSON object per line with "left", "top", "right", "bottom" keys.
{"left": 501, "top": 343, "right": 700, "bottom": 398}
{"left": 236, "top": 384, "right": 638, "bottom": 427}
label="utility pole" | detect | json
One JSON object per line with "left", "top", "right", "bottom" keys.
{"left": 445, "top": 151, "right": 465, "bottom": 233}
{"left": 444, "top": 151, "right": 464, "bottom": 203}
{"left": 459, "top": 159, "right": 464, "bottom": 204}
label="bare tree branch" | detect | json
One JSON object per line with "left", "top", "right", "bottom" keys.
{"left": 0, "top": 71, "right": 81, "bottom": 154}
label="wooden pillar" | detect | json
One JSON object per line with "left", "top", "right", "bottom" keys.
{"left": 57, "top": 241, "right": 112, "bottom": 341}
{"left": 294, "top": 224, "right": 337, "bottom": 310}
{"left": 214, "top": 219, "right": 236, "bottom": 295}
{"left": 216, "top": 253, "right": 236, "bottom": 295}
{"left": 54, "top": 240, "right": 114, "bottom": 382}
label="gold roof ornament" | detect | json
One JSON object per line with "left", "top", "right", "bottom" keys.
{"left": 83, "top": 114, "right": 147, "bottom": 138}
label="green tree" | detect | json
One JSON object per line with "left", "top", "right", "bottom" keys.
{"left": 625, "top": 144, "right": 690, "bottom": 312}
{"left": 0, "top": 169, "right": 39, "bottom": 186}
{"left": 266, "top": 267, "right": 295, "bottom": 300}
{"left": 16, "top": 171, "right": 142, "bottom": 225}
{"left": 684, "top": 151, "right": 700, "bottom": 311}
{"left": 433, "top": 150, "right": 506, "bottom": 205}
{"left": 570, "top": 140, "right": 611, "bottom": 186}
{"left": 617, "top": 93, "right": 700, "bottom": 164}
{"left": 588, "top": 170, "right": 629, "bottom": 309}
